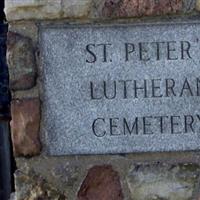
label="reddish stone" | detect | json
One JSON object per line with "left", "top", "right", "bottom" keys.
{"left": 77, "top": 165, "right": 123, "bottom": 200}
{"left": 10, "top": 98, "right": 41, "bottom": 156}
{"left": 102, "top": 0, "right": 182, "bottom": 17}
{"left": 7, "top": 32, "right": 36, "bottom": 91}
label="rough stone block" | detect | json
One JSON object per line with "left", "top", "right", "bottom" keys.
{"left": 183, "top": 0, "right": 196, "bottom": 12}
{"left": 62, "top": 0, "right": 92, "bottom": 18}
{"left": 93, "top": 0, "right": 183, "bottom": 18}
{"left": 9, "top": 22, "right": 38, "bottom": 44}
{"left": 196, "top": 0, "right": 200, "bottom": 10}
{"left": 10, "top": 98, "right": 41, "bottom": 156}
{"left": 5, "top": 0, "right": 62, "bottom": 21}
{"left": 5, "top": 0, "right": 92, "bottom": 21}
{"left": 13, "top": 170, "right": 66, "bottom": 200}
{"left": 78, "top": 165, "right": 123, "bottom": 200}
{"left": 7, "top": 32, "right": 36, "bottom": 91}
{"left": 127, "top": 163, "right": 200, "bottom": 200}
{"left": 12, "top": 86, "right": 39, "bottom": 100}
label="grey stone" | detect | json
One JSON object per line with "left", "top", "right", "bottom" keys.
{"left": 183, "top": 0, "right": 196, "bottom": 12}
{"left": 40, "top": 22, "right": 200, "bottom": 155}
{"left": 9, "top": 193, "right": 16, "bottom": 200}
{"left": 7, "top": 32, "right": 36, "bottom": 91}
{"left": 127, "top": 163, "right": 200, "bottom": 200}
{"left": 14, "top": 170, "right": 66, "bottom": 200}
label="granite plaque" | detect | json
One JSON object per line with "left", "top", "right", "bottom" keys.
{"left": 40, "top": 23, "right": 200, "bottom": 155}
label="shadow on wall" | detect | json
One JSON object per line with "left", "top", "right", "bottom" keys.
{"left": 0, "top": 1, "right": 16, "bottom": 200}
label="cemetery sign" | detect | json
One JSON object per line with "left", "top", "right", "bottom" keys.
{"left": 40, "top": 23, "right": 200, "bottom": 155}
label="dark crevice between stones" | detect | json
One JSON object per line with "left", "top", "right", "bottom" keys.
{"left": 0, "top": 1, "right": 5, "bottom": 23}
{"left": 9, "top": 124, "right": 16, "bottom": 197}
{"left": 0, "top": 1, "right": 16, "bottom": 199}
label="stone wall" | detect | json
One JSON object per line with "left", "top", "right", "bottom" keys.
{"left": 5, "top": 0, "right": 200, "bottom": 199}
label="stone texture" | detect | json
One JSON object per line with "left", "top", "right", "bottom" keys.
{"left": 7, "top": 32, "right": 36, "bottom": 91}
{"left": 77, "top": 165, "right": 123, "bottom": 200}
{"left": 62, "top": 0, "right": 92, "bottom": 18}
{"left": 127, "top": 163, "right": 200, "bottom": 200}
{"left": 183, "top": 0, "right": 196, "bottom": 12}
{"left": 5, "top": 0, "right": 62, "bottom": 21}
{"left": 13, "top": 156, "right": 125, "bottom": 199}
{"left": 9, "top": 193, "right": 15, "bottom": 200}
{"left": 12, "top": 86, "right": 39, "bottom": 100}
{"left": 13, "top": 170, "right": 66, "bottom": 200}
{"left": 9, "top": 22, "right": 38, "bottom": 44}
{"left": 41, "top": 23, "right": 200, "bottom": 155}
{"left": 12, "top": 86, "right": 40, "bottom": 99}
{"left": 196, "top": 0, "right": 200, "bottom": 11}
{"left": 5, "top": 0, "right": 92, "bottom": 21}
{"left": 14, "top": 157, "right": 80, "bottom": 199}
{"left": 12, "top": 156, "right": 200, "bottom": 199}
{"left": 93, "top": 0, "right": 182, "bottom": 18}
{"left": 10, "top": 98, "right": 41, "bottom": 156}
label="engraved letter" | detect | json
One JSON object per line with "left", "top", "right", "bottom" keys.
{"left": 103, "top": 81, "right": 117, "bottom": 99}
{"left": 184, "top": 115, "right": 194, "bottom": 133}
{"left": 165, "top": 79, "right": 176, "bottom": 97}
{"left": 133, "top": 80, "right": 148, "bottom": 98}
{"left": 170, "top": 116, "right": 181, "bottom": 134}
{"left": 110, "top": 118, "right": 120, "bottom": 136}
{"left": 90, "top": 82, "right": 102, "bottom": 100}
{"left": 125, "top": 43, "right": 135, "bottom": 61}
{"left": 180, "top": 78, "right": 193, "bottom": 97}
{"left": 181, "top": 41, "right": 192, "bottom": 59}
{"left": 154, "top": 116, "right": 168, "bottom": 134}
{"left": 196, "top": 78, "right": 200, "bottom": 96}
{"left": 152, "top": 79, "right": 162, "bottom": 98}
{"left": 86, "top": 44, "right": 97, "bottom": 63}
{"left": 167, "top": 41, "right": 178, "bottom": 60}
{"left": 119, "top": 80, "right": 132, "bottom": 99}
{"left": 97, "top": 43, "right": 112, "bottom": 62}
{"left": 143, "top": 116, "right": 153, "bottom": 134}
{"left": 123, "top": 118, "right": 138, "bottom": 135}
{"left": 92, "top": 118, "right": 106, "bottom": 137}
{"left": 139, "top": 42, "right": 150, "bottom": 61}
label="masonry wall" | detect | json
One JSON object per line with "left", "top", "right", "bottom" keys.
{"left": 5, "top": 0, "right": 200, "bottom": 199}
